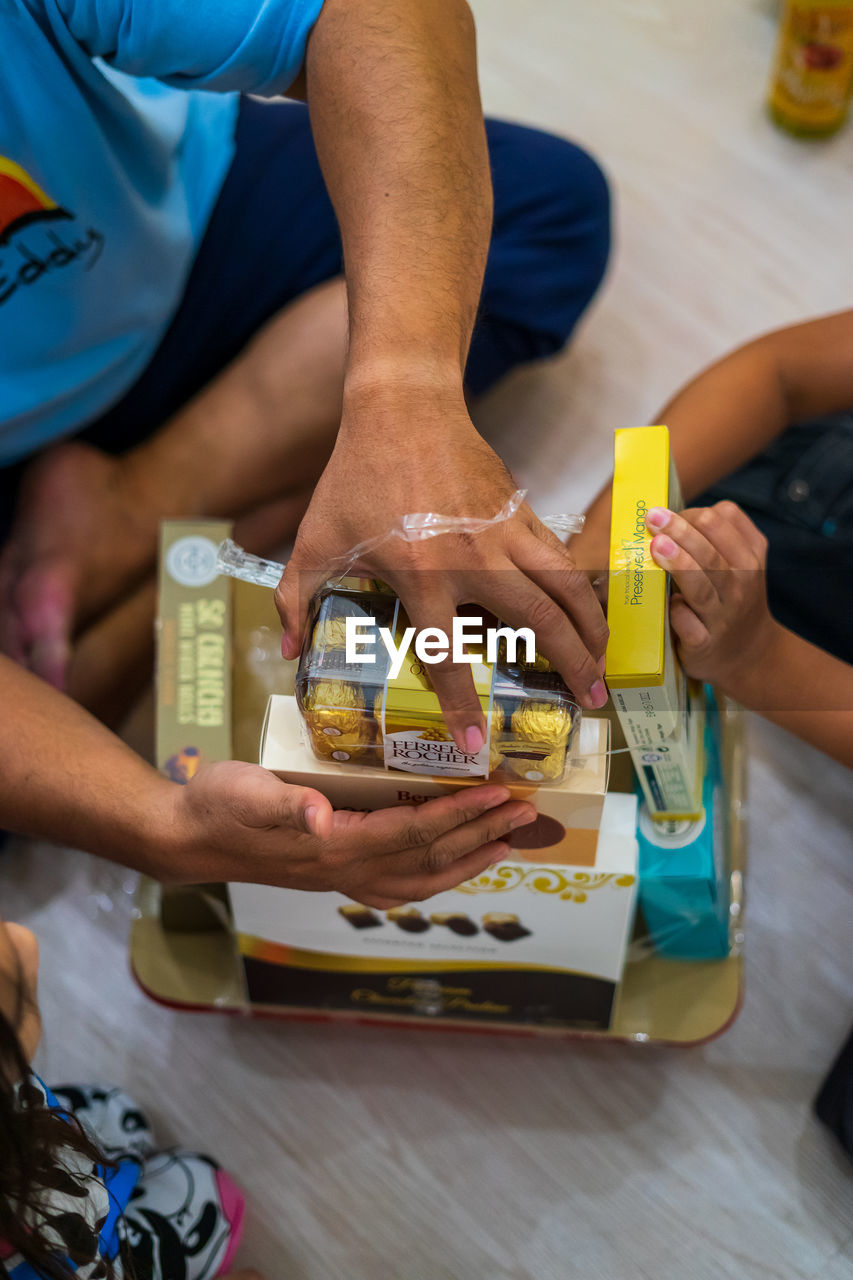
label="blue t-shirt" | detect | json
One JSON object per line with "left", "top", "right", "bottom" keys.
{"left": 0, "top": 0, "right": 324, "bottom": 464}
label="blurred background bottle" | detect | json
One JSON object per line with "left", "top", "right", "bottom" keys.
{"left": 768, "top": 0, "right": 853, "bottom": 135}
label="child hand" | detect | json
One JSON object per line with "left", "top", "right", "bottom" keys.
{"left": 645, "top": 501, "right": 779, "bottom": 698}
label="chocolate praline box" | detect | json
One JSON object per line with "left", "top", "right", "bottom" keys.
{"left": 229, "top": 699, "right": 638, "bottom": 1031}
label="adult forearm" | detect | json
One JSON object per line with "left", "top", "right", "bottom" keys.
{"left": 305, "top": 0, "right": 492, "bottom": 393}
{"left": 0, "top": 656, "right": 177, "bottom": 873}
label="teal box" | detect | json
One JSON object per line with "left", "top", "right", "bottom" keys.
{"left": 636, "top": 692, "right": 730, "bottom": 960}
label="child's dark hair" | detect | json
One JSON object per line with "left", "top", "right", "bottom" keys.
{"left": 0, "top": 984, "right": 112, "bottom": 1280}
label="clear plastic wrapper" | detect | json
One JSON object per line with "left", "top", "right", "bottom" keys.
{"left": 215, "top": 488, "right": 585, "bottom": 587}
{"left": 296, "top": 583, "right": 581, "bottom": 783}
{"left": 216, "top": 492, "right": 586, "bottom": 783}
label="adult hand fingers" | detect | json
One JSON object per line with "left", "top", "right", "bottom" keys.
{"left": 362, "top": 784, "right": 514, "bottom": 854}
{"left": 271, "top": 780, "right": 335, "bottom": 838}
{"left": 423, "top": 799, "right": 535, "bottom": 867}
{"left": 476, "top": 569, "right": 607, "bottom": 710}
{"left": 401, "top": 590, "right": 487, "bottom": 754}
{"left": 646, "top": 508, "right": 729, "bottom": 582}
{"left": 274, "top": 543, "right": 333, "bottom": 662}
{"left": 510, "top": 522, "right": 610, "bottom": 669}
{"left": 677, "top": 505, "right": 757, "bottom": 572}
{"left": 197, "top": 763, "right": 336, "bottom": 839}
{"left": 368, "top": 839, "right": 513, "bottom": 905}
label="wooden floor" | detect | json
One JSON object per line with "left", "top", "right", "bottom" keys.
{"left": 5, "top": 1, "right": 853, "bottom": 1277}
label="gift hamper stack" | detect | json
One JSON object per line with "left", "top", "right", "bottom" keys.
{"left": 132, "top": 425, "right": 745, "bottom": 1044}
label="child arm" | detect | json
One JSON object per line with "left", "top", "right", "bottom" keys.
{"left": 646, "top": 502, "right": 853, "bottom": 769}
{"left": 572, "top": 308, "right": 853, "bottom": 572}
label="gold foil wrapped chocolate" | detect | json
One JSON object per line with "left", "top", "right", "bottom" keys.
{"left": 511, "top": 699, "right": 571, "bottom": 748}
{"left": 304, "top": 679, "right": 369, "bottom": 760}
{"left": 312, "top": 617, "right": 350, "bottom": 651}
{"left": 486, "top": 700, "right": 506, "bottom": 775}
{"left": 304, "top": 679, "right": 364, "bottom": 734}
{"left": 498, "top": 637, "right": 551, "bottom": 671}
{"left": 503, "top": 699, "right": 572, "bottom": 781}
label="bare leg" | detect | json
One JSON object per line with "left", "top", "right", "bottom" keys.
{"left": 67, "top": 489, "right": 316, "bottom": 727}
{"left": 1, "top": 278, "right": 348, "bottom": 701}
{"left": 130, "top": 275, "right": 349, "bottom": 520}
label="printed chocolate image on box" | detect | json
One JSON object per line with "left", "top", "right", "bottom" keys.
{"left": 338, "top": 905, "right": 383, "bottom": 931}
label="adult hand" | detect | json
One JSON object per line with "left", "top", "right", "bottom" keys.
{"left": 275, "top": 388, "right": 610, "bottom": 753}
{"left": 646, "top": 501, "right": 776, "bottom": 698}
{"left": 165, "top": 760, "right": 535, "bottom": 908}
{"left": 0, "top": 442, "right": 159, "bottom": 688}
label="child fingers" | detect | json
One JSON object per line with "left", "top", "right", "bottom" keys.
{"left": 669, "top": 595, "right": 711, "bottom": 654}
{"left": 708, "top": 501, "right": 769, "bottom": 565}
{"left": 677, "top": 507, "right": 748, "bottom": 571}
{"left": 646, "top": 506, "right": 732, "bottom": 591}
{"left": 648, "top": 532, "right": 720, "bottom": 619}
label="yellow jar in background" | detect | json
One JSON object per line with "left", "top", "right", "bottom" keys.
{"left": 768, "top": 0, "right": 853, "bottom": 135}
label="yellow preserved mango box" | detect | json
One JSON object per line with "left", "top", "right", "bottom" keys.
{"left": 605, "top": 426, "right": 703, "bottom": 821}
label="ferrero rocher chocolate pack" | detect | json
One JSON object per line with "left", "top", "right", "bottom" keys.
{"left": 296, "top": 585, "right": 581, "bottom": 784}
